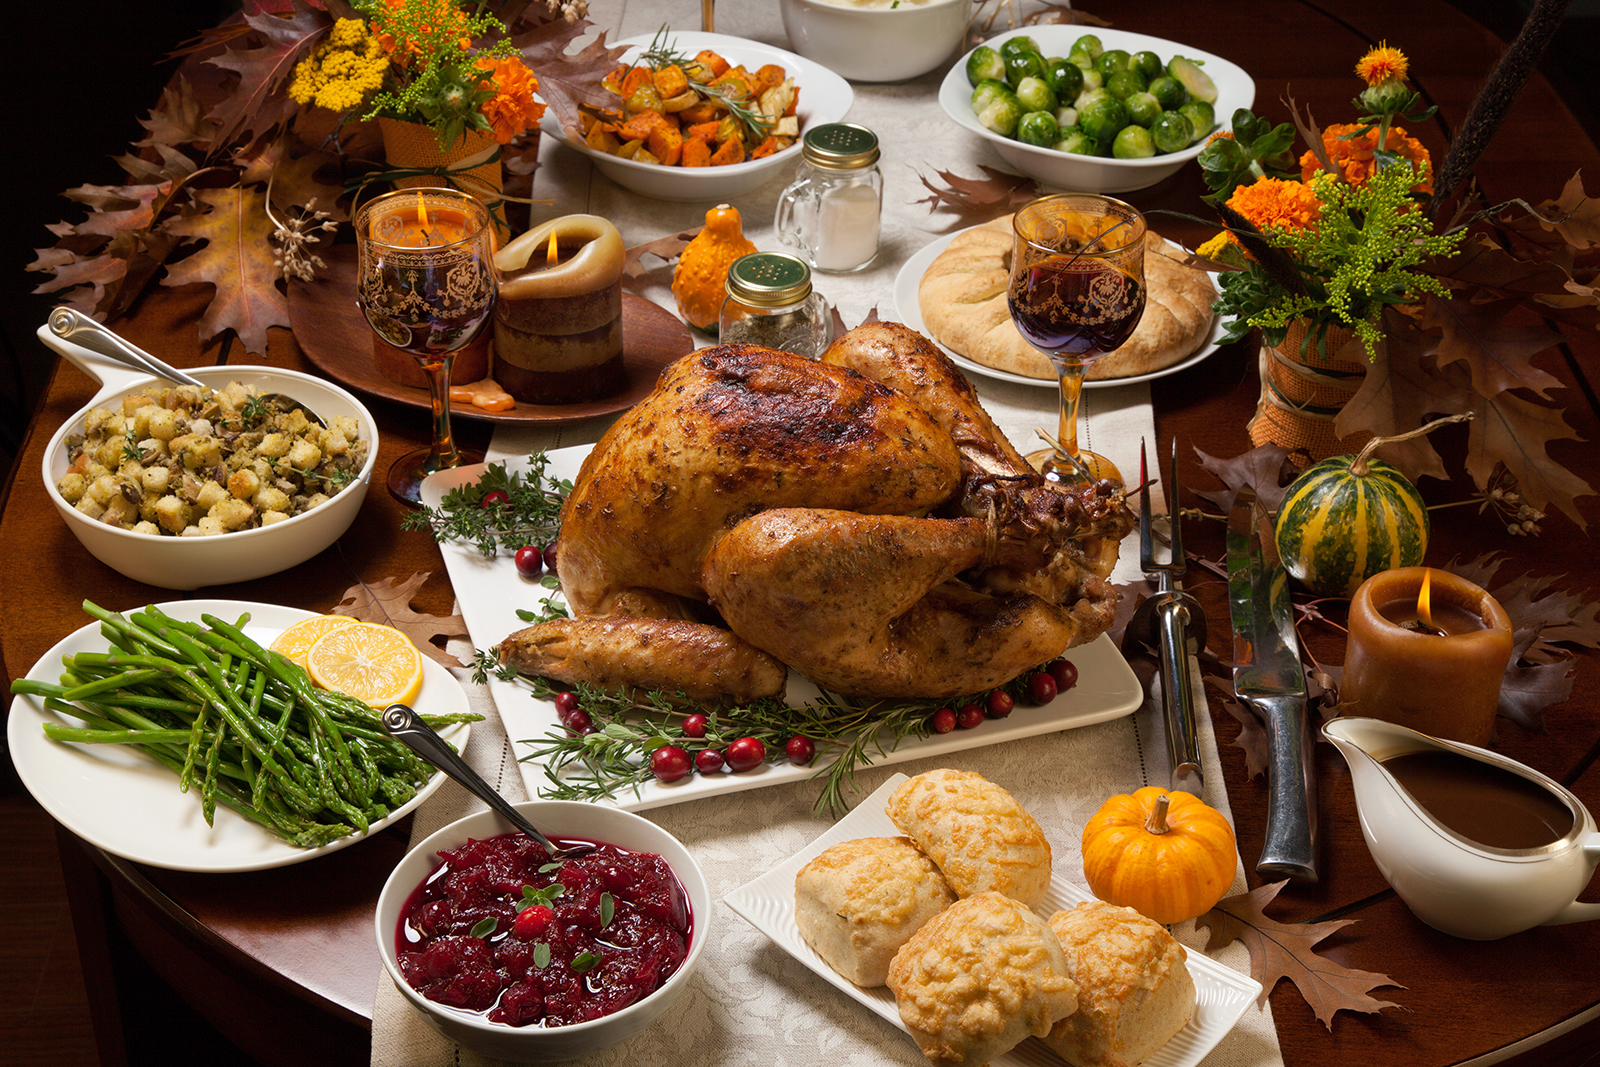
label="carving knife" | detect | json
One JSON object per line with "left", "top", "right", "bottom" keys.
{"left": 1227, "top": 487, "right": 1319, "bottom": 881}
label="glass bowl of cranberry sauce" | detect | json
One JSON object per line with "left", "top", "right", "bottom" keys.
{"left": 375, "top": 800, "right": 711, "bottom": 1061}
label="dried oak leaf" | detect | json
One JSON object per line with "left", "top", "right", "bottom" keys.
{"left": 915, "top": 165, "right": 1040, "bottom": 220}
{"left": 1464, "top": 373, "right": 1594, "bottom": 530}
{"left": 830, "top": 304, "right": 881, "bottom": 338}
{"left": 333, "top": 572, "right": 469, "bottom": 669}
{"left": 204, "top": 0, "right": 327, "bottom": 149}
{"left": 242, "top": 135, "right": 350, "bottom": 223}
{"left": 1208, "top": 679, "right": 1271, "bottom": 778}
{"left": 1421, "top": 294, "right": 1566, "bottom": 400}
{"left": 1198, "top": 880, "right": 1405, "bottom": 1029}
{"left": 512, "top": 19, "right": 628, "bottom": 138}
{"left": 137, "top": 76, "right": 218, "bottom": 150}
{"left": 160, "top": 185, "right": 289, "bottom": 355}
{"left": 624, "top": 227, "right": 697, "bottom": 278}
{"left": 1192, "top": 442, "right": 1297, "bottom": 517}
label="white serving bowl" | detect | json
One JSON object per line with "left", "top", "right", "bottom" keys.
{"left": 38, "top": 325, "right": 378, "bottom": 590}
{"left": 779, "top": 0, "right": 971, "bottom": 83}
{"left": 376, "top": 801, "right": 712, "bottom": 1061}
{"left": 939, "top": 26, "right": 1255, "bottom": 194}
{"left": 542, "top": 31, "right": 853, "bottom": 202}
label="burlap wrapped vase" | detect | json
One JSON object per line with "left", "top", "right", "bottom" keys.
{"left": 377, "top": 118, "right": 504, "bottom": 203}
{"left": 1247, "top": 317, "right": 1373, "bottom": 463}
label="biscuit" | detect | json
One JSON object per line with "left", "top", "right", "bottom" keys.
{"left": 886, "top": 768, "right": 1051, "bottom": 909}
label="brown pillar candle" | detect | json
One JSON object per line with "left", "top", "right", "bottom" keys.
{"left": 493, "top": 215, "right": 626, "bottom": 404}
{"left": 1341, "top": 566, "right": 1515, "bottom": 745}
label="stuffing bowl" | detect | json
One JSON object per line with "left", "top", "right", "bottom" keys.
{"left": 39, "top": 325, "right": 378, "bottom": 590}
{"left": 375, "top": 800, "right": 712, "bottom": 1062}
{"left": 779, "top": 0, "right": 972, "bottom": 83}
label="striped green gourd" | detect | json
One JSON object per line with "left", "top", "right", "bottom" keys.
{"left": 1274, "top": 447, "right": 1429, "bottom": 599}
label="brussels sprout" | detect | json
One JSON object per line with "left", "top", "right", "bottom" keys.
{"left": 1124, "top": 91, "right": 1162, "bottom": 128}
{"left": 1151, "top": 110, "right": 1197, "bottom": 153}
{"left": 970, "top": 78, "right": 1012, "bottom": 114}
{"left": 1079, "top": 68, "right": 1105, "bottom": 92}
{"left": 1095, "top": 48, "right": 1131, "bottom": 79}
{"left": 965, "top": 45, "right": 1006, "bottom": 87}
{"left": 1054, "top": 129, "right": 1100, "bottom": 155}
{"left": 1148, "top": 75, "right": 1188, "bottom": 111}
{"left": 1068, "top": 48, "right": 1095, "bottom": 71}
{"left": 1014, "top": 75, "right": 1058, "bottom": 115}
{"left": 975, "top": 92, "right": 1024, "bottom": 137}
{"left": 1178, "top": 99, "right": 1217, "bottom": 138}
{"left": 1078, "top": 95, "right": 1129, "bottom": 144}
{"left": 1005, "top": 50, "right": 1048, "bottom": 89}
{"left": 1074, "top": 87, "right": 1108, "bottom": 111}
{"left": 1044, "top": 57, "right": 1084, "bottom": 99}
{"left": 1167, "top": 56, "right": 1218, "bottom": 104}
{"left": 1072, "top": 34, "right": 1104, "bottom": 59}
{"left": 1054, "top": 105, "right": 1079, "bottom": 128}
{"left": 1112, "top": 125, "right": 1156, "bottom": 159}
{"left": 1105, "top": 69, "right": 1148, "bottom": 100}
{"left": 1131, "top": 50, "right": 1163, "bottom": 80}
{"left": 999, "top": 35, "right": 1041, "bottom": 59}
{"left": 1017, "top": 110, "right": 1061, "bottom": 148}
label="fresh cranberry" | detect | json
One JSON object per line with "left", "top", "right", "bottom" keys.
{"left": 512, "top": 903, "right": 554, "bottom": 940}
{"left": 565, "top": 709, "right": 595, "bottom": 735}
{"left": 1026, "top": 672, "right": 1057, "bottom": 706}
{"left": 956, "top": 703, "right": 986, "bottom": 729}
{"left": 694, "top": 748, "right": 725, "bottom": 774}
{"left": 725, "top": 736, "right": 766, "bottom": 772}
{"left": 542, "top": 543, "right": 559, "bottom": 572}
{"left": 649, "top": 745, "right": 692, "bottom": 783}
{"left": 514, "top": 545, "right": 544, "bottom": 579}
{"left": 785, "top": 735, "right": 816, "bottom": 765}
{"left": 1047, "top": 658, "right": 1079, "bottom": 691}
{"left": 480, "top": 490, "right": 510, "bottom": 509}
{"left": 929, "top": 707, "right": 957, "bottom": 734}
{"left": 681, "top": 713, "right": 708, "bottom": 739}
{"left": 986, "top": 690, "right": 1015, "bottom": 718}
{"left": 553, "top": 691, "right": 580, "bottom": 715}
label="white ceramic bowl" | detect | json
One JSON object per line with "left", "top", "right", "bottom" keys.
{"left": 939, "top": 26, "right": 1255, "bottom": 194}
{"left": 39, "top": 325, "right": 378, "bottom": 590}
{"left": 779, "top": 0, "right": 971, "bottom": 83}
{"left": 542, "top": 31, "right": 853, "bottom": 202}
{"left": 375, "top": 801, "right": 712, "bottom": 1061}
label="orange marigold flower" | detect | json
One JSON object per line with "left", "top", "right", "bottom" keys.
{"left": 1356, "top": 42, "right": 1409, "bottom": 87}
{"left": 1226, "top": 176, "right": 1322, "bottom": 234}
{"left": 476, "top": 56, "right": 547, "bottom": 144}
{"left": 1301, "top": 122, "right": 1432, "bottom": 194}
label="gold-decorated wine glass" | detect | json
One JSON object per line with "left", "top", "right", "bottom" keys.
{"left": 355, "top": 187, "right": 496, "bottom": 506}
{"left": 1008, "top": 194, "right": 1147, "bottom": 487}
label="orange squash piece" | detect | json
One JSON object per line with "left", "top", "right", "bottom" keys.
{"left": 754, "top": 64, "right": 787, "bottom": 91}
{"left": 680, "top": 138, "right": 712, "bottom": 167}
{"left": 647, "top": 125, "right": 684, "bottom": 166}
{"left": 694, "top": 49, "right": 730, "bottom": 78}
{"left": 616, "top": 109, "right": 673, "bottom": 143}
{"left": 749, "top": 135, "right": 783, "bottom": 160}
{"left": 708, "top": 136, "right": 746, "bottom": 166}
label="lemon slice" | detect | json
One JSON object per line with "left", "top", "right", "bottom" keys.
{"left": 305, "top": 622, "right": 425, "bottom": 708}
{"left": 269, "top": 614, "right": 360, "bottom": 671}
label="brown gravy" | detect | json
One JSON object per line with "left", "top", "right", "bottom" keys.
{"left": 1381, "top": 750, "right": 1574, "bottom": 850}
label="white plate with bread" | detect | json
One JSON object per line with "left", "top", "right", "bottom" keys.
{"left": 726, "top": 773, "right": 1260, "bottom": 1067}
{"left": 893, "top": 221, "right": 1232, "bottom": 390}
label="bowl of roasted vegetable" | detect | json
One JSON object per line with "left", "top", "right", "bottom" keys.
{"left": 940, "top": 26, "right": 1254, "bottom": 193}
{"left": 40, "top": 328, "right": 378, "bottom": 590}
{"left": 545, "top": 29, "right": 853, "bottom": 202}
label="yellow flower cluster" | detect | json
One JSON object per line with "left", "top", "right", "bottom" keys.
{"left": 1302, "top": 123, "right": 1433, "bottom": 195}
{"left": 475, "top": 56, "right": 547, "bottom": 144}
{"left": 289, "top": 19, "right": 388, "bottom": 112}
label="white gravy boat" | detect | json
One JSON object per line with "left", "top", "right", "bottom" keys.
{"left": 1324, "top": 716, "right": 1600, "bottom": 940}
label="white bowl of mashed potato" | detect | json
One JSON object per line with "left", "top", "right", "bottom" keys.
{"left": 39, "top": 325, "right": 379, "bottom": 590}
{"left": 780, "top": 0, "right": 972, "bottom": 83}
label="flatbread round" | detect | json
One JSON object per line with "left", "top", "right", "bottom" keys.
{"left": 917, "top": 217, "right": 1218, "bottom": 381}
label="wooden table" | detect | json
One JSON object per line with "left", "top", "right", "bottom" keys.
{"left": 4, "top": 1, "right": 1598, "bottom": 1064}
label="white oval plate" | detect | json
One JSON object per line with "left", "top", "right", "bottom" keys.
{"left": 9, "top": 600, "right": 470, "bottom": 872}
{"left": 542, "top": 30, "right": 853, "bottom": 202}
{"left": 893, "top": 223, "right": 1232, "bottom": 390}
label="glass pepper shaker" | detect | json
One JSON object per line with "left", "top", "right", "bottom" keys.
{"left": 718, "top": 252, "right": 830, "bottom": 358}
{"left": 773, "top": 123, "right": 883, "bottom": 274}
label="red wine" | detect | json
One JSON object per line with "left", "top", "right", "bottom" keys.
{"left": 1008, "top": 255, "right": 1145, "bottom": 359}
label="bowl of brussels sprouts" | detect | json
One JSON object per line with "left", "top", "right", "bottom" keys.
{"left": 940, "top": 26, "right": 1255, "bottom": 193}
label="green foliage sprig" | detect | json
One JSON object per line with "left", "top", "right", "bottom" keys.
{"left": 401, "top": 451, "right": 571, "bottom": 557}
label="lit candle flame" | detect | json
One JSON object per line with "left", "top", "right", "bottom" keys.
{"left": 546, "top": 228, "right": 560, "bottom": 266}
{"left": 416, "top": 192, "right": 429, "bottom": 231}
{"left": 1417, "top": 568, "right": 1435, "bottom": 631}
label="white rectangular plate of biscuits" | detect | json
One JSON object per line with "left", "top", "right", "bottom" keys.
{"left": 725, "top": 773, "right": 1261, "bottom": 1067}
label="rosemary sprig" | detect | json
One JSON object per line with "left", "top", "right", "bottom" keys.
{"left": 633, "top": 25, "right": 776, "bottom": 145}
{"left": 401, "top": 451, "right": 571, "bottom": 557}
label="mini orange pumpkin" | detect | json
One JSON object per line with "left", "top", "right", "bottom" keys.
{"left": 671, "top": 203, "right": 758, "bottom": 331}
{"left": 1081, "top": 787, "right": 1238, "bottom": 925}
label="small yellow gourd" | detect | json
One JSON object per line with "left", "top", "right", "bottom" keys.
{"left": 671, "top": 203, "right": 757, "bottom": 331}
{"left": 1081, "top": 787, "right": 1237, "bottom": 925}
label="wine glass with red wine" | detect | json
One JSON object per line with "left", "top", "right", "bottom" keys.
{"left": 355, "top": 187, "right": 496, "bottom": 506}
{"left": 1008, "top": 194, "right": 1147, "bottom": 486}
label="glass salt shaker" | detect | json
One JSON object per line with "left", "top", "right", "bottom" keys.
{"left": 773, "top": 123, "right": 883, "bottom": 274}
{"left": 718, "top": 252, "right": 830, "bottom": 359}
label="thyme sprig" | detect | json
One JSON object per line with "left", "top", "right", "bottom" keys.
{"left": 634, "top": 26, "right": 776, "bottom": 144}
{"left": 401, "top": 451, "right": 571, "bottom": 557}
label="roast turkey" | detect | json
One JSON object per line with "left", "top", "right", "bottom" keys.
{"left": 499, "top": 322, "right": 1134, "bottom": 701}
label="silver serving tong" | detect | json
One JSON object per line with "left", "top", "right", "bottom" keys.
{"left": 381, "top": 703, "right": 596, "bottom": 861}
{"left": 1129, "top": 438, "right": 1207, "bottom": 795}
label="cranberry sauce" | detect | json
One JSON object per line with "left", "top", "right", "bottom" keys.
{"left": 395, "top": 832, "right": 693, "bottom": 1027}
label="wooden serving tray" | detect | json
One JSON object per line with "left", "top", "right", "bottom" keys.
{"left": 287, "top": 244, "right": 694, "bottom": 426}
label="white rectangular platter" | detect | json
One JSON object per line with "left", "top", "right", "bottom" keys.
{"left": 724, "top": 774, "right": 1262, "bottom": 1067}
{"left": 424, "top": 446, "right": 1143, "bottom": 811}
